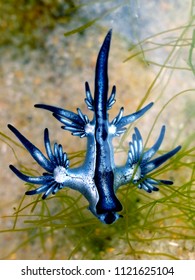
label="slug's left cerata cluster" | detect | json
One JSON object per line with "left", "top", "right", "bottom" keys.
{"left": 8, "top": 30, "right": 181, "bottom": 224}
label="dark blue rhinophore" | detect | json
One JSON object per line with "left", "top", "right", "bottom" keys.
{"left": 8, "top": 30, "right": 181, "bottom": 224}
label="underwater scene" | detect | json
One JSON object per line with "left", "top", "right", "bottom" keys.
{"left": 0, "top": 0, "right": 194, "bottom": 259}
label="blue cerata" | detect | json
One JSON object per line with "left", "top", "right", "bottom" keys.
{"left": 8, "top": 30, "right": 181, "bottom": 224}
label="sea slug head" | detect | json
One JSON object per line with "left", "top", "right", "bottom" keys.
{"left": 98, "top": 211, "right": 122, "bottom": 224}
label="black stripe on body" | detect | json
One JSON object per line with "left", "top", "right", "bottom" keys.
{"left": 94, "top": 30, "right": 122, "bottom": 214}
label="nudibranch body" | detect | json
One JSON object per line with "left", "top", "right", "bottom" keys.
{"left": 9, "top": 30, "right": 181, "bottom": 224}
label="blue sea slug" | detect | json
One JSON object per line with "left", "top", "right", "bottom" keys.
{"left": 8, "top": 30, "right": 181, "bottom": 224}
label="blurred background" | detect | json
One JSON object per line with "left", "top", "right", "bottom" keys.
{"left": 0, "top": 0, "right": 194, "bottom": 259}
